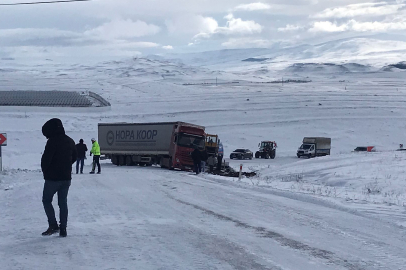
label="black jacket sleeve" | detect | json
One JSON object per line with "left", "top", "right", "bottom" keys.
{"left": 71, "top": 139, "right": 77, "bottom": 164}
{"left": 41, "top": 139, "right": 56, "bottom": 173}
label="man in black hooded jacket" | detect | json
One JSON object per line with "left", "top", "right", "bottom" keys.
{"left": 191, "top": 148, "right": 202, "bottom": 174}
{"left": 75, "top": 139, "right": 87, "bottom": 174}
{"left": 41, "top": 118, "right": 77, "bottom": 237}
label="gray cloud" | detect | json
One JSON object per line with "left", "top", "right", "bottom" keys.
{"left": 312, "top": 2, "right": 405, "bottom": 18}
{"left": 0, "top": 0, "right": 404, "bottom": 62}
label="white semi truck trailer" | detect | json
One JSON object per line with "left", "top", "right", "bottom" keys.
{"left": 98, "top": 122, "right": 205, "bottom": 170}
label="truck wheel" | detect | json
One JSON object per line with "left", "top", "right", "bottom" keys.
{"left": 118, "top": 155, "right": 125, "bottom": 166}
{"left": 307, "top": 154, "right": 312, "bottom": 159}
{"left": 265, "top": 153, "right": 270, "bottom": 159}
{"left": 255, "top": 152, "right": 260, "bottom": 159}
{"left": 125, "top": 156, "right": 133, "bottom": 166}
{"left": 159, "top": 159, "right": 166, "bottom": 169}
{"left": 112, "top": 155, "right": 118, "bottom": 165}
{"left": 297, "top": 155, "right": 300, "bottom": 158}
{"left": 168, "top": 158, "right": 174, "bottom": 170}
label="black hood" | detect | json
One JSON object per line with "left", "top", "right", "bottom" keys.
{"left": 42, "top": 118, "right": 65, "bottom": 139}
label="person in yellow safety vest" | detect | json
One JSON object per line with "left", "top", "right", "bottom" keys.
{"left": 89, "top": 138, "right": 101, "bottom": 174}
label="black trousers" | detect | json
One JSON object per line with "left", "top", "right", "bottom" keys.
{"left": 193, "top": 161, "right": 201, "bottom": 174}
{"left": 42, "top": 180, "right": 71, "bottom": 228}
{"left": 92, "top": 155, "right": 101, "bottom": 172}
{"left": 76, "top": 157, "right": 85, "bottom": 173}
{"left": 217, "top": 155, "right": 223, "bottom": 170}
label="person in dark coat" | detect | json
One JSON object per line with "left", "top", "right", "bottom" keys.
{"left": 191, "top": 148, "right": 202, "bottom": 174}
{"left": 41, "top": 118, "right": 77, "bottom": 237}
{"left": 200, "top": 149, "right": 208, "bottom": 173}
{"left": 75, "top": 139, "right": 87, "bottom": 174}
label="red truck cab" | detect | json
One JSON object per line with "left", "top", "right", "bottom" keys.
{"left": 169, "top": 123, "right": 205, "bottom": 170}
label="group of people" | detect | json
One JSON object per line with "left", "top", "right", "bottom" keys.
{"left": 40, "top": 118, "right": 101, "bottom": 237}
{"left": 191, "top": 148, "right": 206, "bottom": 174}
{"left": 75, "top": 138, "right": 101, "bottom": 174}
{"left": 191, "top": 148, "right": 221, "bottom": 174}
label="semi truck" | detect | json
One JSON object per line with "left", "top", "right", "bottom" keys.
{"left": 297, "top": 137, "right": 331, "bottom": 158}
{"left": 98, "top": 122, "right": 205, "bottom": 170}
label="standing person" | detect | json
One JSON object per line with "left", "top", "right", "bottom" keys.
{"left": 41, "top": 118, "right": 77, "bottom": 237}
{"left": 90, "top": 138, "right": 101, "bottom": 174}
{"left": 191, "top": 148, "right": 201, "bottom": 175}
{"left": 75, "top": 139, "right": 87, "bottom": 174}
{"left": 200, "top": 148, "right": 208, "bottom": 173}
{"left": 207, "top": 155, "right": 217, "bottom": 173}
{"left": 217, "top": 142, "right": 224, "bottom": 171}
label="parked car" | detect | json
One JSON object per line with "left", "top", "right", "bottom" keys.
{"left": 230, "top": 149, "right": 253, "bottom": 160}
{"left": 353, "top": 146, "right": 376, "bottom": 152}
{"left": 397, "top": 144, "right": 406, "bottom": 151}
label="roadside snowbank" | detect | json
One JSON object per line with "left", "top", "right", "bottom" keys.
{"left": 235, "top": 152, "right": 406, "bottom": 207}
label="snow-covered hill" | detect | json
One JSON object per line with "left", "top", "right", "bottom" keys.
{"left": 152, "top": 36, "right": 406, "bottom": 73}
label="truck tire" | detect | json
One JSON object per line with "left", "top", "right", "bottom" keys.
{"left": 159, "top": 158, "right": 166, "bottom": 169}
{"left": 125, "top": 156, "right": 132, "bottom": 166}
{"left": 255, "top": 152, "right": 260, "bottom": 159}
{"left": 168, "top": 158, "right": 174, "bottom": 170}
{"left": 271, "top": 151, "right": 276, "bottom": 159}
{"left": 118, "top": 155, "right": 125, "bottom": 166}
{"left": 112, "top": 155, "right": 118, "bottom": 165}
{"left": 297, "top": 154, "right": 300, "bottom": 158}
{"left": 265, "top": 153, "right": 270, "bottom": 159}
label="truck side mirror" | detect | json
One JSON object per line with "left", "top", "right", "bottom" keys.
{"left": 258, "top": 143, "right": 260, "bottom": 147}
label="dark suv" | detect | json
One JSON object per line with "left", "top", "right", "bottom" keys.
{"left": 230, "top": 149, "right": 253, "bottom": 160}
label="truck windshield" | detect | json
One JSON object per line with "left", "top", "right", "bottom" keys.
{"left": 300, "top": 144, "right": 312, "bottom": 150}
{"left": 177, "top": 133, "right": 205, "bottom": 149}
{"left": 261, "top": 142, "right": 272, "bottom": 148}
{"left": 206, "top": 135, "right": 217, "bottom": 144}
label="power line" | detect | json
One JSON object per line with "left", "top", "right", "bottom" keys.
{"left": 0, "top": 0, "right": 91, "bottom": 6}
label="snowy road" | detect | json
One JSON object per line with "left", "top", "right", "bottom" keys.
{"left": 1, "top": 165, "right": 405, "bottom": 270}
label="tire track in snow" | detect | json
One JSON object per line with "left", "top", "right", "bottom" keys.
{"left": 167, "top": 194, "right": 374, "bottom": 270}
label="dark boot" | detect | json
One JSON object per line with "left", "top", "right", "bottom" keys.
{"left": 59, "top": 227, "right": 67, "bottom": 237}
{"left": 89, "top": 171, "right": 95, "bottom": 174}
{"left": 42, "top": 224, "right": 59, "bottom": 236}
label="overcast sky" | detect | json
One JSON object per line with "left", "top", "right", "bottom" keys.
{"left": 0, "top": 0, "right": 405, "bottom": 62}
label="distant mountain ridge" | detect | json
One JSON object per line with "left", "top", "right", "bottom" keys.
{"left": 149, "top": 36, "right": 406, "bottom": 72}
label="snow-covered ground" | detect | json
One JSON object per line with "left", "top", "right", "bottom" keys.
{"left": 1, "top": 53, "right": 406, "bottom": 269}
